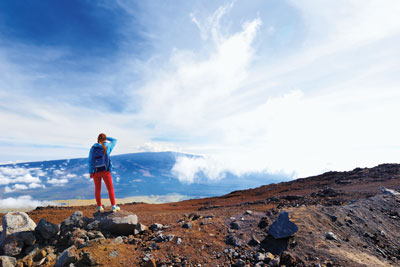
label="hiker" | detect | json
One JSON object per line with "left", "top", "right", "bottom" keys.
{"left": 88, "top": 133, "right": 120, "bottom": 212}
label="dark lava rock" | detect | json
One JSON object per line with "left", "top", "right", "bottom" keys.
{"left": 329, "top": 215, "right": 338, "bottom": 222}
{"left": 268, "top": 212, "right": 298, "bottom": 239}
{"left": 61, "top": 211, "right": 84, "bottom": 230}
{"left": 226, "top": 235, "right": 241, "bottom": 247}
{"left": 149, "top": 223, "right": 163, "bottom": 231}
{"left": 81, "top": 251, "right": 98, "bottom": 266}
{"left": 248, "top": 235, "right": 260, "bottom": 246}
{"left": 182, "top": 222, "right": 193, "bottom": 229}
{"left": 258, "top": 217, "right": 271, "bottom": 229}
{"left": 230, "top": 222, "right": 240, "bottom": 230}
{"left": 317, "top": 187, "right": 339, "bottom": 197}
{"left": 35, "top": 219, "right": 60, "bottom": 240}
{"left": 280, "top": 251, "right": 296, "bottom": 266}
{"left": 54, "top": 245, "right": 78, "bottom": 267}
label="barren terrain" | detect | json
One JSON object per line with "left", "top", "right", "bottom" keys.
{"left": 1, "top": 163, "right": 400, "bottom": 266}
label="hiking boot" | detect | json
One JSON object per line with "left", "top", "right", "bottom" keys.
{"left": 112, "top": 206, "right": 120, "bottom": 212}
{"left": 97, "top": 206, "right": 104, "bottom": 212}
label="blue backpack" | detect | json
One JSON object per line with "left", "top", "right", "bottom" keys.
{"left": 92, "top": 146, "right": 110, "bottom": 172}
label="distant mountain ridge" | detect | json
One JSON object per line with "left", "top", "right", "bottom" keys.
{"left": 0, "top": 151, "right": 289, "bottom": 202}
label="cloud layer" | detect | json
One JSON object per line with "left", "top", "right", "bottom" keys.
{"left": 0, "top": 195, "right": 54, "bottom": 211}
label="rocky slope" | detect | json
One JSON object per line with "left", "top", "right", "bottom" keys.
{"left": 0, "top": 163, "right": 400, "bottom": 266}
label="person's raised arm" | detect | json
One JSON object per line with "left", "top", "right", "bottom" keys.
{"left": 106, "top": 137, "right": 117, "bottom": 154}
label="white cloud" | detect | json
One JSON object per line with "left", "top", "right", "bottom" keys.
{"left": 29, "top": 182, "right": 46, "bottom": 189}
{"left": 3, "top": 182, "right": 46, "bottom": 193}
{"left": 0, "top": 195, "right": 54, "bottom": 211}
{"left": 53, "top": 170, "right": 64, "bottom": 175}
{"left": 47, "top": 178, "right": 69, "bottom": 186}
{"left": 138, "top": 1, "right": 400, "bottom": 181}
{"left": 137, "top": 142, "right": 180, "bottom": 153}
{"left": 0, "top": 167, "right": 42, "bottom": 185}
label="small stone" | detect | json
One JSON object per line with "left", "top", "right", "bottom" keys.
{"left": 344, "top": 217, "right": 353, "bottom": 224}
{"left": 270, "top": 256, "right": 280, "bottom": 267}
{"left": 33, "top": 249, "right": 47, "bottom": 261}
{"left": 234, "top": 259, "right": 246, "bottom": 267}
{"left": 265, "top": 252, "right": 275, "bottom": 262}
{"left": 87, "top": 231, "right": 105, "bottom": 240}
{"left": 136, "top": 223, "right": 148, "bottom": 233}
{"left": 109, "top": 251, "right": 119, "bottom": 258}
{"left": 176, "top": 238, "right": 182, "bottom": 245}
{"left": 225, "top": 235, "right": 241, "bottom": 247}
{"left": 149, "top": 223, "right": 163, "bottom": 231}
{"left": 255, "top": 252, "right": 265, "bottom": 261}
{"left": 143, "top": 259, "right": 156, "bottom": 267}
{"left": 248, "top": 235, "right": 260, "bottom": 246}
{"left": 280, "top": 251, "right": 296, "bottom": 266}
{"left": 230, "top": 222, "right": 240, "bottom": 230}
{"left": 182, "top": 222, "right": 193, "bottom": 229}
{"left": 22, "top": 256, "right": 33, "bottom": 267}
{"left": 325, "top": 232, "right": 338, "bottom": 241}
{"left": 82, "top": 252, "right": 97, "bottom": 266}
{"left": 329, "top": 215, "right": 338, "bottom": 222}
{"left": 258, "top": 217, "right": 270, "bottom": 229}
{"left": 112, "top": 236, "right": 124, "bottom": 244}
{"left": 245, "top": 210, "right": 253, "bottom": 215}
{"left": 166, "top": 234, "right": 175, "bottom": 242}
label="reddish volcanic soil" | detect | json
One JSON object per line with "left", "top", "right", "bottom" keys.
{"left": 1, "top": 163, "right": 400, "bottom": 266}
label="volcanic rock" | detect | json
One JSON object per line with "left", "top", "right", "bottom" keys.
{"left": 268, "top": 212, "right": 298, "bottom": 239}
{"left": 280, "top": 251, "right": 296, "bottom": 266}
{"left": 61, "top": 211, "right": 84, "bottom": 231}
{"left": 94, "top": 210, "right": 138, "bottom": 235}
{"left": 0, "top": 256, "right": 17, "bottom": 267}
{"left": 0, "top": 212, "right": 37, "bottom": 256}
{"left": 149, "top": 223, "right": 163, "bottom": 231}
{"left": 35, "top": 219, "right": 59, "bottom": 240}
{"left": 81, "top": 251, "right": 97, "bottom": 266}
{"left": 54, "top": 245, "right": 78, "bottom": 267}
{"left": 325, "top": 231, "right": 338, "bottom": 241}
{"left": 230, "top": 221, "right": 240, "bottom": 230}
{"left": 182, "top": 222, "right": 192, "bottom": 229}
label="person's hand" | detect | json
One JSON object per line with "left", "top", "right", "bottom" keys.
{"left": 90, "top": 173, "right": 94, "bottom": 178}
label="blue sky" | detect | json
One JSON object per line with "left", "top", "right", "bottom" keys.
{"left": 1, "top": 0, "right": 400, "bottom": 180}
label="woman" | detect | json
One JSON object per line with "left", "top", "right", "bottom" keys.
{"left": 88, "top": 133, "right": 120, "bottom": 212}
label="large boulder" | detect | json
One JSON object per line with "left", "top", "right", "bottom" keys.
{"left": 268, "top": 212, "right": 298, "bottom": 239}
{"left": 0, "top": 212, "right": 37, "bottom": 256}
{"left": 94, "top": 211, "right": 138, "bottom": 235}
{"left": 35, "top": 219, "right": 60, "bottom": 240}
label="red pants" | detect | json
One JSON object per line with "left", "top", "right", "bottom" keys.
{"left": 93, "top": 171, "right": 116, "bottom": 206}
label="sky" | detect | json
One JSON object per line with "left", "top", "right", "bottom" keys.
{"left": 1, "top": 0, "right": 400, "bottom": 181}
